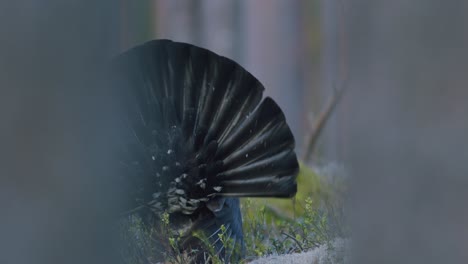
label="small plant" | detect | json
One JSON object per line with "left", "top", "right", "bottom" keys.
{"left": 192, "top": 224, "right": 241, "bottom": 264}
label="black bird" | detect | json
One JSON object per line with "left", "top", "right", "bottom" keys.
{"left": 113, "top": 40, "right": 298, "bottom": 262}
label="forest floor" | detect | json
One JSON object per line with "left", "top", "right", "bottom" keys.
{"left": 248, "top": 238, "right": 349, "bottom": 264}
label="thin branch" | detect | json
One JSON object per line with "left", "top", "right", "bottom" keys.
{"left": 303, "top": 86, "right": 346, "bottom": 162}
{"left": 281, "top": 231, "right": 304, "bottom": 252}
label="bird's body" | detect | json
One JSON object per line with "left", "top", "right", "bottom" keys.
{"left": 113, "top": 40, "right": 298, "bottom": 262}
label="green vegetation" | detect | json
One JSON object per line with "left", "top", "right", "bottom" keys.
{"left": 120, "top": 163, "right": 348, "bottom": 263}
{"left": 241, "top": 162, "right": 348, "bottom": 260}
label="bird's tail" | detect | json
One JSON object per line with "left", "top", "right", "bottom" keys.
{"left": 113, "top": 39, "right": 298, "bottom": 215}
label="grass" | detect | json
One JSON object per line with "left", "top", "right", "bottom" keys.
{"left": 240, "top": 163, "right": 348, "bottom": 260}
{"left": 120, "top": 163, "right": 348, "bottom": 263}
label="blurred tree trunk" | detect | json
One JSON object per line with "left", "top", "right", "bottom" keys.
{"left": 119, "top": 0, "right": 154, "bottom": 50}
{"left": 154, "top": 0, "right": 241, "bottom": 60}
{"left": 0, "top": 1, "right": 121, "bottom": 264}
{"left": 154, "top": 0, "right": 201, "bottom": 45}
{"left": 320, "top": 0, "right": 340, "bottom": 163}
{"left": 317, "top": 0, "right": 350, "bottom": 164}
{"left": 346, "top": 1, "right": 468, "bottom": 263}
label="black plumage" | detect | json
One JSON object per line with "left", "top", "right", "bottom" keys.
{"left": 113, "top": 39, "right": 298, "bottom": 262}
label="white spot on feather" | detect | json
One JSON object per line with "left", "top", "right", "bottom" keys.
{"left": 196, "top": 179, "right": 206, "bottom": 189}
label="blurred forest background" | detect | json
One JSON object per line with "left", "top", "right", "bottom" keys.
{"left": 118, "top": 0, "right": 346, "bottom": 166}
{"left": 2, "top": 0, "right": 468, "bottom": 263}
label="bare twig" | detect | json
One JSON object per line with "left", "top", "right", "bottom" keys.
{"left": 303, "top": 86, "right": 346, "bottom": 162}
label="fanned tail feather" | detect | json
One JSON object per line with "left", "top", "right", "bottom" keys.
{"left": 113, "top": 39, "right": 299, "bottom": 214}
